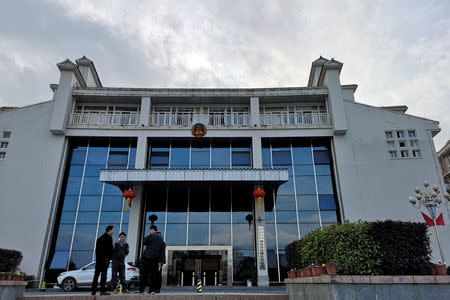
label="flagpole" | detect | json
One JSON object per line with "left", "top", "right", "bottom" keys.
{"left": 433, "top": 218, "right": 446, "bottom": 264}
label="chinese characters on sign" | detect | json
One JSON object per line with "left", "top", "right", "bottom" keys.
{"left": 258, "top": 226, "right": 266, "bottom": 270}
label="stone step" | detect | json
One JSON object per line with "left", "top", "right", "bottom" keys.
{"left": 21, "top": 294, "right": 288, "bottom": 300}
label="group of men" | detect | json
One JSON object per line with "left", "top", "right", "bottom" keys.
{"left": 91, "top": 224, "right": 166, "bottom": 295}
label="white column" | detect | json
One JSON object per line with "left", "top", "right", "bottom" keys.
{"left": 126, "top": 136, "right": 147, "bottom": 262}
{"left": 250, "top": 97, "right": 260, "bottom": 127}
{"left": 140, "top": 97, "right": 151, "bottom": 127}
{"left": 323, "top": 69, "right": 347, "bottom": 135}
{"left": 251, "top": 136, "right": 269, "bottom": 286}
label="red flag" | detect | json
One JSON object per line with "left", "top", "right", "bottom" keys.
{"left": 421, "top": 212, "right": 435, "bottom": 226}
{"left": 436, "top": 213, "right": 445, "bottom": 226}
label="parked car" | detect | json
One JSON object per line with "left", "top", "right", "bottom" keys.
{"left": 57, "top": 261, "right": 139, "bottom": 292}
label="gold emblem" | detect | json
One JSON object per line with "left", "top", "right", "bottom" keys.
{"left": 191, "top": 123, "right": 207, "bottom": 138}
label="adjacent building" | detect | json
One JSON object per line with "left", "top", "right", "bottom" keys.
{"left": 438, "top": 140, "right": 450, "bottom": 193}
{"left": 0, "top": 56, "right": 448, "bottom": 286}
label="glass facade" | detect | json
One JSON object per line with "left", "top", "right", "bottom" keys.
{"left": 148, "top": 138, "right": 252, "bottom": 169}
{"left": 144, "top": 182, "right": 254, "bottom": 282}
{"left": 47, "top": 136, "right": 338, "bottom": 284}
{"left": 262, "top": 138, "right": 339, "bottom": 282}
{"left": 48, "top": 138, "right": 136, "bottom": 271}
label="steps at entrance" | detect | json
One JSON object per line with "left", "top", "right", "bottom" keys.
{"left": 21, "top": 294, "right": 288, "bottom": 300}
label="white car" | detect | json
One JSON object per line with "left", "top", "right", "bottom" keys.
{"left": 57, "top": 261, "right": 139, "bottom": 292}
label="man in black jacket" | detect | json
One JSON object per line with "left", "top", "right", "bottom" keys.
{"left": 91, "top": 225, "right": 114, "bottom": 295}
{"left": 139, "top": 225, "right": 166, "bottom": 294}
{"left": 112, "top": 232, "right": 129, "bottom": 293}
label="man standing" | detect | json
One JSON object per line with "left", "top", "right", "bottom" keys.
{"left": 92, "top": 225, "right": 114, "bottom": 296}
{"left": 112, "top": 232, "right": 129, "bottom": 294}
{"left": 139, "top": 225, "right": 166, "bottom": 294}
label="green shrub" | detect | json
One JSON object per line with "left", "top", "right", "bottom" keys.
{"left": 299, "top": 222, "right": 381, "bottom": 274}
{"left": 285, "top": 240, "right": 301, "bottom": 270}
{"left": 0, "top": 248, "right": 23, "bottom": 272}
{"left": 369, "top": 220, "right": 431, "bottom": 275}
{"left": 284, "top": 220, "right": 432, "bottom": 276}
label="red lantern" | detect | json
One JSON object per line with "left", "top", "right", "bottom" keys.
{"left": 253, "top": 189, "right": 266, "bottom": 211}
{"left": 123, "top": 189, "right": 136, "bottom": 212}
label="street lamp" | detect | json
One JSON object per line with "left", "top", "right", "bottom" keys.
{"left": 409, "top": 181, "right": 450, "bottom": 264}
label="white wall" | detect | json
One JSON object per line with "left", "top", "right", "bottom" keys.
{"left": 334, "top": 101, "right": 449, "bottom": 263}
{"left": 0, "top": 102, "right": 66, "bottom": 276}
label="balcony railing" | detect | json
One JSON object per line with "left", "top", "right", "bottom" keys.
{"left": 150, "top": 112, "right": 249, "bottom": 127}
{"left": 260, "top": 112, "right": 331, "bottom": 127}
{"left": 68, "top": 113, "right": 140, "bottom": 127}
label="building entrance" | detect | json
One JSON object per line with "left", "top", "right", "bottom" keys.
{"left": 164, "top": 246, "right": 232, "bottom": 286}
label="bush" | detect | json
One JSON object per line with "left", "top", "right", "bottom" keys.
{"left": 284, "top": 220, "right": 432, "bottom": 276}
{"left": 285, "top": 240, "right": 301, "bottom": 270}
{"left": 369, "top": 220, "right": 432, "bottom": 275}
{"left": 300, "top": 222, "right": 381, "bottom": 275}
{"left": 0, "top": 249, "right": 23, "bottom": 272}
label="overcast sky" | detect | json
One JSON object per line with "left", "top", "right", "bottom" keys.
{"left": 0, "top": 0, "right": 448, "bottom": 149}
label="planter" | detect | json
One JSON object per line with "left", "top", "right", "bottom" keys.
{"left": 304, "top": 268, "right": 312, "bottom": 277}
{"left": 312, "top": 267, "right": 326, "bottom": 276}
{"left": 300, "top": 270, "right": 306, "bottom": 277}
{"left": 434, "top": 264, "right": 447, "bottom": 275}
{"left": 288, "top": 271, "right": 296, "bottom": 278}
{"left": 297, "top": 270, "right": 302, "bottom": 277}
{"left": 6, "top": 275, "right": 12, "bottom": 281}
{"left": 0, "top": 275, "right": 5, "bottom": 280}
{"left": 326, "top": 264, "right": 337, "bottom": 275}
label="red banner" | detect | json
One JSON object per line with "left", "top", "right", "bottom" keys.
{"left": 421, "top": 212, "right": 445, "bottom": 226}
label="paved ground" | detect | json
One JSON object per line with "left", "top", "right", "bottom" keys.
{"left": 25, "top": 286, "right": 287, "bottom": 296}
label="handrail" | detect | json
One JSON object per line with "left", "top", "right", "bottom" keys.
{"left": 68, "top": 112, "right": 140, "bottom": 127}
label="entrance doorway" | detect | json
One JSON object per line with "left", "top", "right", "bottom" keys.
{"left": 163, "top": 246, "right": 233, "bottom": 286}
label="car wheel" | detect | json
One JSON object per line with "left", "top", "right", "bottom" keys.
{"left": 62, "top": 277, "right": 76, "bottom": 292}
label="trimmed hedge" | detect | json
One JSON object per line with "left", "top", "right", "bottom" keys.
{"left": 0, "top": 248, "right": 23, "bottom": 272}
{"left": 285, "top": 220, "right": 431, "bottom": 275}
{"left": 369, "top": 220, "right": 432, "bottom": 275}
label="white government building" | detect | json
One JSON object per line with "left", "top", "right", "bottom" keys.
{"left": 0, "top": 56, "right": 448, "bottom": 286}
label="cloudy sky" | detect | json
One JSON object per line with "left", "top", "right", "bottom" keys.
{"left": 0, "top": 0, "right": 448, "bottom": 149}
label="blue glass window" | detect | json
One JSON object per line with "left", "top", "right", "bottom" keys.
{"left": 165, "top": 224, "right": 186, "bottom": 245}
{"left": 210, "top": 223, "right": 231, "bottom": 245}
{"left": 272, "top": 151, "right": 291, "bottom": 165}
{"left": 292, "top": 147, "right": 313, "bottom": 165}
{"left": 293, "top": 164, "right": 314, "bottom": 176}
{"left": 297, "top": 195, "right": 319, "bottom": 210}
{"left": 84, "top": 165, "right": 104, "bottom": 177}
{"left": 77, "top": 212, "right": 99, "bottom": 224}
{"left": 211, "top": 142, "right": 230, "bottom": 168}
{"left": 275, "top": 195, "right": 296, "bottom": 210}
{"left": 87, "top": 147, "right": 108, "bottom": 166}
{"left": 128, "top": 148, "right": 136, "bottom": 168}
{"left": 72, "top": 224, "right": 96, "bottom": 250}
{"left": 298, "top": 211, "right": 320, "bottom": 223}
{"left": 71, "top": 149, "right": 87, "bottom": 165}
{"left": 55, "top": 224, "right": 74, "bottom": 251}
{"left": 100, "top": 212, "right": 122, "bottom": 224}
{"left": 320, "top": 211, "right": 338, "bottom": 223}
{"left": 81, "top": 177, "right": 103, "bottom": 195}
{"left": 300, "top": 223, "right": 320, "bottom": 237}
{"left": 70, "top": 251, "right": 93, "bottom": 269}
{"left": 101, "top": 195, "right": 123, "bottom": 211}
{"left": 170, "top": 146, "right": 190, "bottom": 169}
{"left": 62, "top": 196, "right": 78, "bottom": 211}
{"left": 262, "top": 147, "right": 272, "bottom": 168}
{"left": 188, "top": 224, "right": 209, "bottom": 245}
{"left": 315, "top": 164, "right": 331, "bottom": 175}
{"left": 264, "top": 223, "right": 277, "bottom": 250}
{"left": 108, "top": 151, "right": 128, "bottom": 166}
{"left": 316, "top": 176, "right": 333, "bottom": 194}
{"left": 69, "top": 165, "right": 84, "bottom": 176}
{"left": 191, "top": 140, "right": 210, "bottom": 168}
{"left": 66, "top": 177, "right": 82, "bottom": 195}
{"left": 319, "top": 195, "right": 336, "bottom": 210}
{"left": 60, "top": 211, "right": 76, "bottom": 224}
{"left": 276, "top": 211, "right": 297, "bottom": 223}
{"left": 295, "top": 176, "right": 316, "bottom": 194}
{"left": 78, "top": 196, "right": 101, "bottom": 211}
{"left": 276, "top": 224, "right": 298, "bottom": 248}
{"left": 233, "top": 223, "right": 254, "bottom": 249}
{"left": 103, "top": 184, "right": 122, "bottom": 195}
{"left": 49, "top": 251, "right": 69, "bottom": 269}
{"left": 277, "top": 181, "right": 294, "bottom": 196}
{"left": 314, "top": 150, "right": 330, "bottom": 164}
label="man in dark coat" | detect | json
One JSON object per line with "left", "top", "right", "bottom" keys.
{"left": 112, "top": 232, "right": 129, "bottom": 293}
{"left": 91, "top": 225, "right": 114, "bottom": 295}
{"left": 139, "top": 225, "right": 166, "bottom": 294}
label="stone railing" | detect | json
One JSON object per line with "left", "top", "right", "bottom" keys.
{"left": 68, "top": 113, "right": 140, "bottom": 127}
{"left": 150, "top": 112, "right": 249, "bottom": 127}
{"left": 286, "top": 275, "right": 450, "bottom": 300}
{"left": 260, "top": 112, "right": 330, "bottom": 127}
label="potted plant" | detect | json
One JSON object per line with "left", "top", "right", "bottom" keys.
{"left": 287, "top": 269, "right": 296, "bottom": 278}
{"left": 326, "top": 261, "right": 337, "bottom": 275}
{"left": 304, "top": 266, "right": 312, "bottom": 277}
{"left": 434, "top": 263, "right": 447, "bottom": 275}
{"left": 238, "top": 257, "right": 257, "bottom": 286}
{"left": 6, "top": 272, "right": 12, "bottom": 281}
{"left": 0, "top": 272, "right": 6, "bottom": 280}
